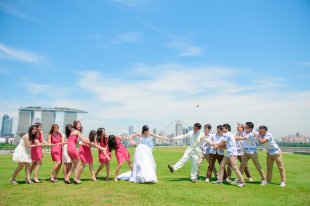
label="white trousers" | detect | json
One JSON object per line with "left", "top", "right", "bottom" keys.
{"left": 173, "top": 147, "right": 201, "bottom": 180}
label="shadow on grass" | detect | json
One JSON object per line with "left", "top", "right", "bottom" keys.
{"left": 96, "top": 176, "right": 111, "bottom": 181}
{"left": 16, "top": 180, "right": 28, "bottom": 184}
{"left": 197, "top": 176, "right": 218, "bottom": 181}
{"left": 165, "top": 177, "right": 192, "bottom": 182}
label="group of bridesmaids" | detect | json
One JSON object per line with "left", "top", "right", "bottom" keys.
{"left": 10, "top": 120, "right": 138, "bottom": 184}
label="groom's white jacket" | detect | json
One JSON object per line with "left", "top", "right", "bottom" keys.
{"left": 173, "top": 131, "right": 206, "bottom": 154}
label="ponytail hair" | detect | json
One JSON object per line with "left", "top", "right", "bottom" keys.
{"left": 108, "top": 135, "right": 117, "bottom": 151}
{"left": 96, "top": 128, "right": 105, "bottom": 142}
{"left": 142, "top": 125, "right": 149, "bottom": 134}
{"left": 88, "top": 130, "right": 97, "bottom": 142}
{"left": 65, "top": 124, "right": 73, "bottom": 138}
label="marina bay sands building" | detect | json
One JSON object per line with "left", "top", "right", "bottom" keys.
{"left": 16, "top": 107, "right": 87, "bottom": 140}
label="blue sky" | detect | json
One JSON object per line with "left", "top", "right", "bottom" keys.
{"left": 0, "top": 0, "right": 310, "bottom": 138}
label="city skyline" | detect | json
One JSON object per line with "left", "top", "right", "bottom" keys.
{"left": 0, "top": 1, "right": 309, "bottom": 139}
{"left": 1, "top": 109, "right": 310, "bottom": 142}
{"left": 15, "top": 106, "right": 87, "bottom": 140}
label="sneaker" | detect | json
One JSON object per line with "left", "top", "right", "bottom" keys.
{"left": 213, "top": 180, "right": 222, "bottom": 184}
{"left": 237, "top": 183, "right": 245, "bottom": 187}
{"left": 191, "top": 179, "right": 197, "bottom": 183}
{"left": 168, "top": 164, "right": 174, "bottom": 173}
{"left": 205, "top": 178, "right": 210, "bottom": 183}
{"left": 233, "top": 178, "right": 240, "bottom": 183}
{"left": 280, "top": 181, "right": 286, "bottom": 187}
{"left": 225, "top": 177, "right": 232, "bottom": 183}
{"left": 10, "top": 179, "right": 18, "bottom": 185}
{"left": 261, "top": 180, "right": 268, "bottom": 186}
{"left": 248, "top": 177, "right": 254, "bottom": 182}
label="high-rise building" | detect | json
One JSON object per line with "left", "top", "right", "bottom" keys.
{"left": 63, "top": 112, "right": 78, "bottom": 132}
{"left": 34, "top": 118, "right": 41, "bottom": 123}
{"left": 16, "top": 107, "right": 87, "bottom": 142}
{"left": 17, "top": 110, "right": 35, "bottom": 137}
{"left": 158, "top": 131, "right": 165, "bottom": 145}
{"left": 1, "top": 114, "right": 13, "bottom": 136}
{"left": 129, "top": 125, "right": 134, "bottom": 135}
{"left": 175, "top": 120, "right": 184, "bottom": 145}
{"left": 41, "top": 111, "right": 56, "bottom": 139}
{"left": 183, "top": 128, "right": 190, "bottom": 145}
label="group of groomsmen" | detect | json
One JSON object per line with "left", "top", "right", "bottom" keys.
{"left": 167, "top": 122, "right": 286, "bottom": 187}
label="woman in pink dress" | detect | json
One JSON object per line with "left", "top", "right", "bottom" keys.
{"left": 108, "top": 135, "right": 132, "bottom": 181}
{"left": 48, "top": 124, "right": 63, "bottom": 183}
{"left": 77, "top": 130, "right": 109, "bottom": 182}
{"left": 30, "top": 123, "right": 46, "bottom": 183}
{"left": 64, "top": 120, "right": 93, "bottom": 184}
{"left": 95, "top": 128, "right": 111, "bottom": 180}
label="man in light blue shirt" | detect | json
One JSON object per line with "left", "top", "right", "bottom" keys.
{"left": 235, "top": 122, "right": 267, "bottom": 185}
{"left": 254, "top": 125, "right": 286, "bottom": 187}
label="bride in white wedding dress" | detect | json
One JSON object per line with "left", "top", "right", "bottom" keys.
{"left": 117, "top": 125, "right": 168, "bottom": 183}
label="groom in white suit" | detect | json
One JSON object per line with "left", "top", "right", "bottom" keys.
{"left": 168, "top": 123, "right": 207, "bottom": 183}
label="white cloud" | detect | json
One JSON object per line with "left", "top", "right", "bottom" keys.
{"left": 73, "top": 64, "right": 310, "bottom": 138}
{"left": 165, "top": 41, "right": 203, "bottom": 56}
{"left": 26, "top": 82, "right": 50, "bottom": 94}
{"left": 3, "top": 64, "right": 310, "bottom": 139}
{"left": 0, "top": 43, "right": 46, "bottom": 64}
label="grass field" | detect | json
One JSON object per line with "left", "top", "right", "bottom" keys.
{"left": 0, "top": 147, "right": 309, "bottom": 206}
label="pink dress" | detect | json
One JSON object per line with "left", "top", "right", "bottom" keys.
{"left": 67, "top": 133, "right": 80, "bottom": 160}
{"left": 31, "top": 133, "right": 43, "bottom": 161}
{"left": 79, "top": 144, "right": 93, "bottom": 164}
{"left": 51, "top": 133, "right": 62, "bottom": 162}
{"left": 115, "top": 139, "right": 130, "bottom": 164}
{"left": 99, "top": 137, "right": 111, "bottom": 164}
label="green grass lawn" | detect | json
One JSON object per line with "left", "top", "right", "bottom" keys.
{"left": 0, "top": 147, "right": 309, "bottom": 206}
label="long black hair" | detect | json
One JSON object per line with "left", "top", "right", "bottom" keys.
{"left": 108, "top": 135, "right": 117, "bottom": 151}
{"left": 89, "top": 130, "right": 97, "bottom": 142}
{"left": 96, "top": 128, "right": 105, "bottom": 142}
{"left": 28, "top": 125, "right": 37, "bottom": 142}
{"left": 65, "top": 124, "right": 73, "bottom": 138}
{"left": 142, "top": 125, "right": 149, "bottom": 134}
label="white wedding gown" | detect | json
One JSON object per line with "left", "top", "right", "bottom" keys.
{"left": 117, "top": 136, "right": 157, "bottom": 183}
